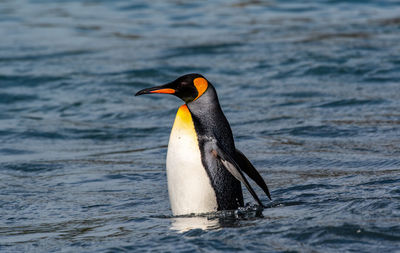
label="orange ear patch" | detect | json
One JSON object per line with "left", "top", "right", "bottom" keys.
{"left": 193, "top": 77, "right": 208, "bottom": 101}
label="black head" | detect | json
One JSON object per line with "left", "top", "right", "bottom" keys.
{"left": 135, "top": 73, "right": 210, "bottom": 103}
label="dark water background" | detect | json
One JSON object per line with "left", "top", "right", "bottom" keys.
{"left": 1, "top": 0, "right": 400, "bottom": 252}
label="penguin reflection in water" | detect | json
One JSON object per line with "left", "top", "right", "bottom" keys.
{"left": 136, "top": 74, "right": 271, "bottom": 216}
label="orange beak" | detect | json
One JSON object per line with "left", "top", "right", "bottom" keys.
{"left": 135, "top": 84, "right": 176, "bottom": 96}
{"left": 149, "top": 88, "right": 175, "bottom": 94}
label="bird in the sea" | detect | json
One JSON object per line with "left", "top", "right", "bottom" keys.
{"left": 135, "top": 73, "right": 271, "bottom": 215}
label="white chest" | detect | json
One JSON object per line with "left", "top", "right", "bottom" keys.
{"left": 166, "top": 105, "right": 217, "bottom": 215}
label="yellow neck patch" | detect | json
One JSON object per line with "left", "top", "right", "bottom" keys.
{"left": 174, "top": 104, "right": 194, "bottom": 129}
{"left": 172, "top": 104, "right": 198, "bottom": 144}
{"left": 193, "top": 77, "right": 208, "bottom": 101}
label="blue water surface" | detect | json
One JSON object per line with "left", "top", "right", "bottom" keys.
{"left": 1, "top": 0, "right": 400, "bottom": 252}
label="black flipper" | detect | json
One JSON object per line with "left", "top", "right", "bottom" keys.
{"left": 235, "top": 149, "right": 272, "bottom": 200}
{"left": 212, "top": 143, "right": 264, "bottom": 207}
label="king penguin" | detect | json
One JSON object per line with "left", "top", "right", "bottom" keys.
{"left": 135, "top": 73, "right": 271, "bottom": 215}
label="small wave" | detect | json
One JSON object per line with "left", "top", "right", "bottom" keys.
{"left": 0, "top": 148, "right": 34, "bottom": 155}
{"left": 61, "top": 126, "right": 167, "bottom": 140}
{"left": 318, "top": 98, "right": 384, "bottom": 108}
{"left": 279, "top": 91, "right": 327, "bottom": 98}
{"left": 161, "top": 42, "right": 243, "bottom": 58}
{"left": 2, "top": 162, "right": 63, "bottom": 173}
{"left": 303, "top": 65, "right": 372, "bottom": 76}
{"left": 0, "top": 75, "right": 67, "bottom": 87}
{"left": 0, "top": 49, "right": 95, "bottom": 62}
{"left": 0, "top": 93, "right": 38, "bottom": 104}
{"left": 300, "top": 32, "right": 371, "bottom": 43}
{"left": 269, "top": 125, "right": 359, "bottom": 138}
{"left": 356, "top": 177, "right": 400, "bottom": 186}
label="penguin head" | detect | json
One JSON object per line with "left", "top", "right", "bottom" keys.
{"left": 135, "top": 73, "right": 209, "bottom": 103}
